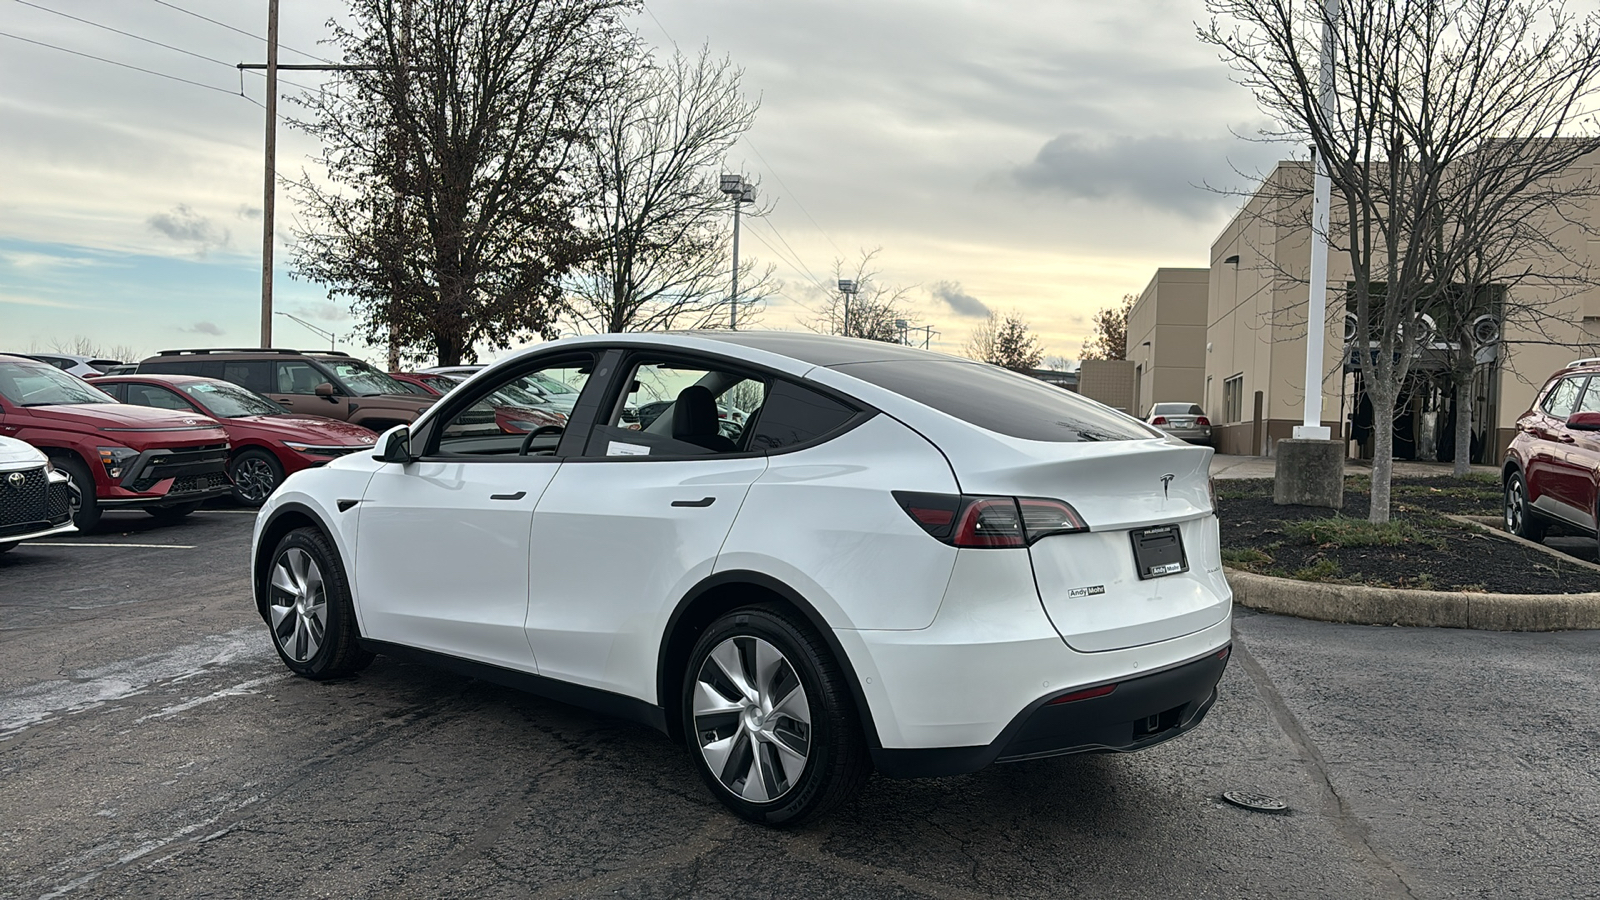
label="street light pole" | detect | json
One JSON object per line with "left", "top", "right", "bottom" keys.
{"left": 720, "top": 175, "right": 754, "bottom": 329}
{"left": 1296, "top": 0, "right": 1340, "bottom": 442}
{"left": 275, "top": 312, "right": 336, "bottom": 350}
{"left": 837, "top": 279, "right": 857, "bottom": 337}
{"left": 258, "top": 0, "right": 279, "bottom": 349}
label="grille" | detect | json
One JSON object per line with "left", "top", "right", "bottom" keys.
{"left": 129, "top": 444, "right": 231, "bottom": 491}
{"left": 0, "top": 466, "right": 49, "bottom": 530}
{"left": 46, "top": 479, "right": 71, "bottom": 521}
{"left": 170, "top": 472, "right": 232, "bottom": 495}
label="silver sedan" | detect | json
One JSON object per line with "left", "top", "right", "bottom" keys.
{"left": 1146, "top": 403, "right": 1213, "bottom": 445}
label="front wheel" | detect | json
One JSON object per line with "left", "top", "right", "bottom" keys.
{"left": 1505, "top": 471, "right": 1547, "bottom": 542}
{"left": 682, "top": 605, "right": 869, "bottom": 826}
{"left": 230, "top": 449, "right": 284, "bottom": 507}
{"left": 57, "top": 455, "right": 101, "bottom": 532}
{"left": 266, "top": 527, "right": 374, "bottom": 679}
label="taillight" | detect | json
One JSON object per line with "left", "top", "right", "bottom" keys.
{"left": 893, "top": 492, "right": 1088, "bottom": 548}
{"left": 1151, "top": 416, "right": 1168, "bottom": 425}
{"left": 1195, "top": 416, "right": 1210, "bottom": 426}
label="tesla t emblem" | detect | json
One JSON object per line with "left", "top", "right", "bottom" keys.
{"left": 1160, "top": 473, "right": 1175, "bottom": 498}
{"left": 6, "top": 472, "right": 23, "bottom": 488}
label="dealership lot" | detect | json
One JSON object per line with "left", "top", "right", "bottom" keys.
{"left": 3, "top": 512, "right": 1598, "bottom": 899}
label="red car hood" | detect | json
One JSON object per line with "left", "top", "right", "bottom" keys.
{"left": 229, "top": 415, "right": 378, "bottom": 444}
{"left": 24, "top": 403, "right": 224, "bottom": 434}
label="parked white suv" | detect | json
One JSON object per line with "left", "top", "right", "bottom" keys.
{"left": 251, "top": 332, "right": 1232, "bottom": 824}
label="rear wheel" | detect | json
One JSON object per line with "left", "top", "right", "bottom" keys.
{"left": 267, "top": 527, "right": 374, "bottom": 679}
{"left": 146, "top": 502, "right": 200, "bottom": 523}
{"left": 1505, "top": 471, "right": 1547, "bottom": 542}
{"left": 682, "top": 605, "right": 869, "bottom": 826}
{"left": 57, "top": 455, "right": 101, "bottom": 532}
{"left": 229, "top": 449, "right": 284, "bottom": 507}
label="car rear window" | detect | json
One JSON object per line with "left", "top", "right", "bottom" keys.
{"left": 832, "top": 360, "right": 1154, "bottom": 442}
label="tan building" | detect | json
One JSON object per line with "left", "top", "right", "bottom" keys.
{"left": 1125, "top": 268, "right": 1209, "bottom": 418}
{"left": 1203, "top": 159, "right": 1600, "bottom": 461}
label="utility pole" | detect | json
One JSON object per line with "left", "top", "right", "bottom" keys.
{"left": 258, "top": 0, "right": 279, "bottom": 349}
{"left": 389, "top": 0, "right": 413, "bottom": 370}
{"left": 1296, "top": 0, "right": 1340, "bottom": 442}
{"left": 719, "top": 175, "right": 754, "bottom": 329}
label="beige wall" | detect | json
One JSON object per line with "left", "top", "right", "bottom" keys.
{"left": 1126, "top": 267, "right": 1209, "bottom": 417}
{"left": 1205, "top": 156, "right": 1600, "bottom": 460}
{"left": 1078, "top": 359, "right": 1137, "bottom": 415}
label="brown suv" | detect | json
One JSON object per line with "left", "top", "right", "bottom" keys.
{"left": 137, "top": 349, "right": 435, "bottom": 432}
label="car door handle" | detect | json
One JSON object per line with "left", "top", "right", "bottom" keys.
{"left": 490, "top": 491, "right": 527, "bottom": 501}
{"left": 671, "top": 497, "right": 716, "bottom": 508}
{"left": 1559, "top": 434, "right": 1576, "bottom": 443}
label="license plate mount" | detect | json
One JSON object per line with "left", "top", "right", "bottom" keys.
{"left": 1130, "top": 524, "right": 1188, "bottom": 580}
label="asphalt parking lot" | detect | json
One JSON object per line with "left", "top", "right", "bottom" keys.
{"left": 3, "top": 508, "right": 1598, "bottom": 899}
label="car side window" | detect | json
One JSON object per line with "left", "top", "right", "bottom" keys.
{"left": 223, "top": 361, "right": 273, "bottom": 394}
{"left": 99, "top": 383, "right": 126, "bottom": 402}
{"left": 1573, "top": 377, "right": 1600, "bottom": 416}
{"left": 140, "top": 360, "right": 205, "bottom": 376}
{"left": 275, "top": 361, "right": 333, "bottom": 395}
{"left": 747, "top": 379, "right": 858, "bottom": 452}
{"left": 1543, "top": 377, "right": 1583, "bottom": 419}
{"left": 431, "top": 357, "right": 593, "bottom": 457}
{"left": 585, "top": 359, "right": 766, "bottom": 459}
{"left": 126, "top": 384, "right": 195, "bottom": 411}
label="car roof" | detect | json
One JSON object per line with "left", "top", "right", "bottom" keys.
{"left": 94, "top": 373, "right": 212, "bottom": 386}
{"left": 680, "top": 331, "right": 968, "bottom": 368}
{"left": 143, "top": 348, "right": 353, "bottom": 360}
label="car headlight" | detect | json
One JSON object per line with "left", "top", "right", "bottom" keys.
{"left": 97, "top": 446, "right": 139, "bottom": 480}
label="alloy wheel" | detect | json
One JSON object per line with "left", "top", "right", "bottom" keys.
{"left": 692, "top": 636, "right": 812, "bottom": 803}
{"left": 268, "top": 547, "right": 328, "bottom": 663}
{"left": 234, "top": 456, "right": 278, "bottom": 504}
{"left": 1505, "top": 477, "right": 1525, "bottom": 534}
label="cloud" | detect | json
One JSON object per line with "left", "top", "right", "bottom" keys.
{"left": 929, "top": 281, "right": 991, "bottom": 318}
{"left": 184, "top": 321, "right": 224, "bottom": 336}
{"left": 1005, "top": 132, "right": 1281, "bottom": 218}
{"left": 147, "top": 205, "right": 230, "bottom": 254}
{"left": 235, "top": 204, "right": 262, "bottom": 221}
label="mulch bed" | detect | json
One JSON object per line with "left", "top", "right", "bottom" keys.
{"left": 1217, "top": 476, "right": 1600, "bottom": 594}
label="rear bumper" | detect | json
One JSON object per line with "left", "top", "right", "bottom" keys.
{"left": 871, "top": 647, "right": 1228, "bottom": 778}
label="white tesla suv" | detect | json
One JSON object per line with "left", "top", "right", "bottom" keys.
{"left": 251, "top": 332, "right": 1232, "bottom": 825}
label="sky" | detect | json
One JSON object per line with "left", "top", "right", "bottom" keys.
{"left": 0, "top": 0, "right": 1281, "bottom": 365}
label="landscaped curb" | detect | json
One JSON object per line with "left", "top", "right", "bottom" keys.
{"left": 1225, "top": 568, "right": 1600, "bottom": 631}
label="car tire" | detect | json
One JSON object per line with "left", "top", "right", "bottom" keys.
{"left": 146, "top": 502, "right": 201, "bottom": 522}
{"left": 682, "top": 604, "right": 870, "bottom": 827}
{"left": 266, "top": 527, "right": 375, "bottom": 679}
{"left": 57, "top": 455, "right": 102, "bottom": 533}
{"left": 1504, "top": 471, "right": 1547, "bottom": 542}
{"left": 230, "top": 449, "right": 284, "bottom": 507}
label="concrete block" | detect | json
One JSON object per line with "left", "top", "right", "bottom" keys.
{"left": 1273, "top": 438, "right": 1345, "bottom": 509}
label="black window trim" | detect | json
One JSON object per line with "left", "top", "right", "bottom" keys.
{"left": 565, "top": 345, "right": 875, "bottom": 464}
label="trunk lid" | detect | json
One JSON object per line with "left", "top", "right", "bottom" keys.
{"left": 951, "top": 437, "right": 1231, "bottom": 653}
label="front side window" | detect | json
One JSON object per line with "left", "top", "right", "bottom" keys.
{"left": 125, "top": 384, "right": 195, "bottom": 411}
{"left": 1576, "top": 378, "right": 1600, "bottom": 416}
{"left": 433, "top": 357, "right": 594, "bottom": 457}
{"left": 586, "top": 359, "right": 766, "bottom": 458}
{"left": 0, "top": 359, "right": 116, "bottom": 406}
{"left": 275, "top": 361, "right": 334, "bottom": 395}
{"left": 1543, "top": 377, "right": 1583, "bottom": 419}
{"left": 833, "top": 359, "right": 1153, "bottom": 443}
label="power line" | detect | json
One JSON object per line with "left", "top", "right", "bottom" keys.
{"left": 743, "top": 222, "right": 833, "bottom": 298}
{"left": 147, "top": 0, "right": 333, "bottom": 64}
{"left": 755, "top": 215, "right": 828, "bottom": 293}
{"left": 9, "top": 0, "right": 316, "bottom": 91}
{"left": 0, "top": 29, "right": 242, "bottom": 96}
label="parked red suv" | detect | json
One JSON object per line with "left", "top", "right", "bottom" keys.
{"left": 0, "top": 354, "right": 232, "bottom": 530}
{"left": 1504, "top": 357, "right": 1600, "bottom": 545}
{"left": 93, "top": 375, "right": 379, "bottom": 507}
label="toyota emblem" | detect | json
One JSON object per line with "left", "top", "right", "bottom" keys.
{"left": 6, "top": 472, "right": 23, "bottom": 488}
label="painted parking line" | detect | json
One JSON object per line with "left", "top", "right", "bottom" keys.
{"left": 26, "top": 542, "right": 196, "bottom": 549}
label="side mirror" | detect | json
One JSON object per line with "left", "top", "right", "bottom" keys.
{"left": 375, "top": 425, "right": 413, "bottom": 463}
{"left": 314, "top": 382, "right": 338, "bottom": 399}
{"left": 1568, "top": 412, "right": 1600, "bottom": 431}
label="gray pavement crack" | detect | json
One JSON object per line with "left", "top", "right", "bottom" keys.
{"left": 1232, "top": 635, "right": 1421, "bottom": 900}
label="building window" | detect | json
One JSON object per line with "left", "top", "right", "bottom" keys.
{"left": 1223, "top": 374, "right": 1244, "bottom": 424}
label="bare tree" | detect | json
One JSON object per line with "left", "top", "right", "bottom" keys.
{"left": 38, "top": 336, "right": 140, "bottom": 362}
{"left": 290, "top": 0, "right": 635, "bottom": 366}
{"left": 1079, "top": 294, "right": 1133, "bottom": 361}
{"left": 804, "top": 251, "right": 921, "bottom": 342}
{"left": 564, "top": 44, "right": 776, "bottom": 333}
{"left": 1202, "top": 0, "right": 1600, "bottom": 522}
{"left": 964, "top": 311, "right": 1045, "bottom": 371}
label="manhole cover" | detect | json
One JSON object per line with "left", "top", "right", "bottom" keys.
{"left": 1221, "top": 790, "right": 1289, "bottom": 813}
